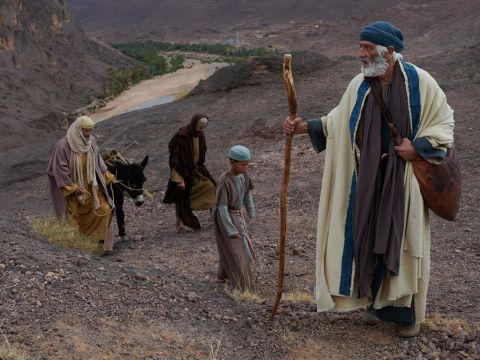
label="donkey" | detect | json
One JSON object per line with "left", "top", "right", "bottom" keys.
{"left": 103, "top": 150, "right": 148, "bottom": 237}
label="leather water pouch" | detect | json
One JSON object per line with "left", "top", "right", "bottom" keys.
{"left": 367, "top": 80, "right": 461, "bottom": 221}
{"left": 411, "top": 148, "right": 461, "bottom": 221}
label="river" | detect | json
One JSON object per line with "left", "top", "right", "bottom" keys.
{"left": 89, "top": 59, "right": 227, "bottom": 123}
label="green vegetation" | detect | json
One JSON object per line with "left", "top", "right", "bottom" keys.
{"left": 169, "top": 54, "right": 186, "bottom": 72}
{"left": 105, "top": 44, "right": 186, "bottom": 97}
{"left": 103, "top": 40, "right": 272, "bottom": 99}
{"left": 113, "top": 40, "right": 272, "bottom": 63}
{"left": 29, "top": 215, "right": 102, "bottom": 255}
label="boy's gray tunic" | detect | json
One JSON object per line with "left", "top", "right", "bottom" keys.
{"left": 213, "top": 171, "right": 255, "bottom": 291}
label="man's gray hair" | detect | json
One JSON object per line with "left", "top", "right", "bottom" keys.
{"left": 377, "top": 44, "right": 403, "bottom": 62}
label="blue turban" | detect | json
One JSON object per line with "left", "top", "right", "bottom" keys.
{"left": 360, "top": 21, "right": 404, "bottom": 53}
{"left": 229, "top": 145, "right": 251, "bottom": 161}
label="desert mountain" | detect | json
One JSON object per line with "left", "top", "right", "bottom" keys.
{"left": 69, "top": 0, "right": 480, "bottom": 56}
{"left": 0, "top": 0, "right": 134, "bottom": 151}
{"left": 69, "top": 0, "right": 426, "bottom": 43}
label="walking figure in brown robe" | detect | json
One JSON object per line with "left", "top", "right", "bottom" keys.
{"left": 163, "top": 114, "right": 216, "bottom": 232}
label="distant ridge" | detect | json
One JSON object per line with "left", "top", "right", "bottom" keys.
{"left": 69, "top": 0, "right": 428, "bottom": 43}
{"left": 69, "top": 0, "right": 480, "bottom": 58}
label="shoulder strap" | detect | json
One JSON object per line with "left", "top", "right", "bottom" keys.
{"left": 368, "top": 82, "right": 403, "bottom": 146}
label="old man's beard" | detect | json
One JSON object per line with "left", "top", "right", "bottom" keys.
{"left": 360, "top": 54, "right": 389, "bottom": 77}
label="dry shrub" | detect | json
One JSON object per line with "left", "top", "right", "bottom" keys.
{"left": 0, "top": 331, "right": 33, "bottom": 360}
{"left": 282, "top": 291, "right": 315, "bottom": 303}
{"left": 423, "top": 313, "right": 472, "bottom": 332}
{"left": 225, "top": 287, "right": 265, "bottom": 303}
{"left": 206, "top": 338, "right": 221, "bottom": 360}
{"left": 281, "top": 329, "right": 298, "bottom": 344}
{"left": 0, "top": 344, "right": 30, "bottom": 360}
{"left": 29, "top": 215, "right": 101, "bottom": 255}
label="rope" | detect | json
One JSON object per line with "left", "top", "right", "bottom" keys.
{"left": 113, "top": 169, "right": 154, "bottom": 199}
{"left": 104, "top": 149, "right": 153, "bottom": 198}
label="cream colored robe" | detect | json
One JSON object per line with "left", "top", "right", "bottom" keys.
{"left": 315, "top": 61, "right": 454, "bottom": 323}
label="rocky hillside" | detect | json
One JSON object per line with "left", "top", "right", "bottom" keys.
{"left": 69, "top": 0, "right": 427, "bottom": 43}
{"left": 0, "top": 0, "right": 134, "bottom": 151}
{"left": 1, "top": 48, "right": 479, "bottom": 358}
{"left": 69, "top": 0, "right": 480, "bottom": 55}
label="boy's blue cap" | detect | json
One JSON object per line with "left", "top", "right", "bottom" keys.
{"left": 229, "top": 145, "right": 251, "bottom": 161}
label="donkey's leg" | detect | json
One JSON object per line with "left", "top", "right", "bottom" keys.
{"left": 114, "top": 186, "right": 126, "bottom": 237}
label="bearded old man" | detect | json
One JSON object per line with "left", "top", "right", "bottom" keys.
{"left": 47, "top": 116, "right": 116, "bottom": 255}
{"left": 163, "top": 113, "right": 216, "bottom": 233}
{"left": 284, "top": 21, "right": 454, "bottom": 337}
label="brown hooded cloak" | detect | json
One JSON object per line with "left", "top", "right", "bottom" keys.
{"left": 163, "top": 114, "right": 216, "bottom": 229}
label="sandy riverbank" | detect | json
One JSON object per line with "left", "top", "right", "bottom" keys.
{"left": 89, "top": 60, "right": 227, "bottom": 122}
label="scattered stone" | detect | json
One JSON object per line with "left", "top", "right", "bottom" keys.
{"left": 187, "top": 291, "right": 199, "bottom": 302}
{"left": 439, "top": 351, "right": 450, "bottom": 360}
{"left": 133, "top": 273, "right": 147, "bottom": 281}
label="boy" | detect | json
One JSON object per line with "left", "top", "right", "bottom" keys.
{"left": 213, "top": 145, "right": 256, "bottom": 291}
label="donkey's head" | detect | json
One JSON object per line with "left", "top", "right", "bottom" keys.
{"left": 115, "top": 156, "right": 148, "bottom": 206}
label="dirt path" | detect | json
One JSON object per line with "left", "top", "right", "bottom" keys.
{"left": 89, "top": 60, "right": 228, "bottom": 123}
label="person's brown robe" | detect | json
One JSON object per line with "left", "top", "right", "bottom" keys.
{"left": 163, "top": 125, "right": 216, "bottom": 229}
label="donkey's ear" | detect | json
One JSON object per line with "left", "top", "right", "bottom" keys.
{"left": 140, "top": 155, "right": 149, "bottom": 169}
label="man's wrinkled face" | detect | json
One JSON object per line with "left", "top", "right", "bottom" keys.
{"left": 358, "top": 41, "right": 379, "bottom": 63}
{"left": 82, "top": 128, "right": 93, "bottom": 139}
{"left": 358, "top": 40, "right": 389, "bottom": 77}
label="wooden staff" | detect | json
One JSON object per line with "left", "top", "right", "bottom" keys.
{"left": 270, "top": 54, "right": 298, "bottom": 320}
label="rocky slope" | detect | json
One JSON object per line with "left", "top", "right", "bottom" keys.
{"left": 0, "top": 48, "right": 479, "bottom": 359}
{"left": 0, "top": 0, "right": 134, "bottom": 151}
